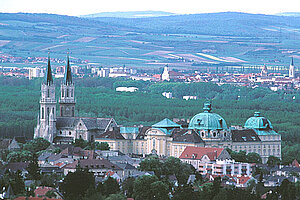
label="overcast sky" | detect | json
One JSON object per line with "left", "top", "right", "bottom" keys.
{"left": 1, "top": 0, "right": 300, "bottom": 16}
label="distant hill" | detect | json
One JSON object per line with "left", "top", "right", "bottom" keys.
{"left": 276, "top": 12, "right": 300, "bottom": 17}
{"left": 92, "top": 12, "right": 300, "bottom": 36}
{"left": 81, "top": 11, "right": 176, "bottom": 18}
{"left": 1, "top": 12, "right": 300, "bottom": 67}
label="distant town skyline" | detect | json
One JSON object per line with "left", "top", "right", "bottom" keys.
{"left": 1, "top": 0, "right": 300, "bottom": 16}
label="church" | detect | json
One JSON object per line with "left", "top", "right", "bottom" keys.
{"left": 34, "top": 54, "right": 117, "bottom": 144}
{"left": 34, "top": 55, "right": 281, "bottom": 164}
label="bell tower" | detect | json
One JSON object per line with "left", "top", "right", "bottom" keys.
{"left": 289, "top": 57, "right": 295, "bottom": 78}
{"left": 34, "top": 53, "right": 56, "bottom": 142}
{"left": 59, "top": 53, "right": 76, "bottom": 117}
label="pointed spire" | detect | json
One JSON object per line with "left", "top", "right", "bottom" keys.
{"left": 64, "top": 51, "right": 73, "bottom": 85}
{"left": 291, "top": 57, "right": 294, "bottom": 66}
{"left": 45, "top": 51, "right": 53, "bottom": 85}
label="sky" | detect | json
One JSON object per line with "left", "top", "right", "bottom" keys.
{"left": 1, "top": 0, "right": 300, "bottom": 16}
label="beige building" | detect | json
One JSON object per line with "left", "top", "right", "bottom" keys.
{"left": 96, "top": 103, "right": 281, "bottom": 164}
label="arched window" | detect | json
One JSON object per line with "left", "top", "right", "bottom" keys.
{"left": 47, "top": 107, "right": 50, "bottom": 117}
{"left": 69, "top": 131, "right": 72, "bottom": 135}
{"left": 224, "top": 132, "right": 227, "bottom": 137}
{"left": 41, "top": 107, "right": 44, "bottom": 119}
{"left": 71, "top": 89, "right": 73, "bottom": 97}
{"left": 72, "top": 107, "right": 75, "bottom": 117}
{"left": 52, "top": 107, "right": 54, "bottom": 114}
{"left": 60, "top": 131, "right": 62, "bottom": 135}
{"left": 66, "top": 89, "right": 69, "bottom": 97}
{"left": 213, "top": 132, "right": 216, "bottom": 137}
{"left": 62, "top": 89, "right": 64, "bottom": 97}
{"left": 47, "top": 88, "right": 50, "bottom": 98}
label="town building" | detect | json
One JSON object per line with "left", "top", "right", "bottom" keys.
{"left": 34, "top": 54, "right": 117, "bottom": 143}
{"left": 161, "top": 65, "right": 184, "bottom": 81}
{"left": 34, "top": 55, "right": 281, "bottom": 164}
{"left": 179, "top": 146, "right": 253, "bottom": 176}
{"left": 95, "top": 103, "right": 281, "bottom": 164}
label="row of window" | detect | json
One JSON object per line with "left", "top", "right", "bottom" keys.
{"left": 61, "top": 88, "right": 74, "bottom": 98}
{"left": 41, "top": 107, "right": 55, "bottom": 119}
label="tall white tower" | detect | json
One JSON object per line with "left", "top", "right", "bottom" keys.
{"left": 162, "top": 65, "right": 170, "bottom": 81}
{"left": 289, "top": 57, "right": 295, "bottom": 78}
{"left": 34, "top": 53, "right": 56, "bottom": 142}
{"left": 59, "top": 53, "right": 76, "bottom": 117}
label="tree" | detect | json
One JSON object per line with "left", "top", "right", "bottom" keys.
{"left": 212, "top": 176, "right": 222, "bottom": 195}
{"left": 3, "top": 170, "right": 25, "bottom": 196}
{"left": 139, "top": 157, "right": 163, "bottom": 177}
{"left": 40, "top": 173, "right": 61, "bottom": 187}
{"left": 162, "top": 157, "right": 193, "bottom": 185}
{"left": 45, "top": 190, "right": 56, "bottom": 198}
{"left": 7, "top": 150, "right": 32, "bottom": 162}
{"left": 278, "top": 179, "right": 296, "bottom": 200}
{"left": 83, "top": 186, "right": 103, "bottom": 200}
{"left": 74, "top": 138, "right": 89, "bottom": 149}
{"left": 149, "top": 180, "right": 169, "bottom": 200}
{"left": 26, "top": 153, "right": 40, "bottom": 180}
{"left": 61, "top": 168, "right": 95, "bottom": 200}
{"left": 100, "top": 177, "right": 120, "bottom": 196}
{"left": 247, "top": 152, "right": 262, "bottom": 164}
{"left": 267, "top": 155, "right": 281, "bottom": 167}
{"left": 173, "top": 184, "right": 199, "bottom": 200}
{"left": 105, "top": 193, "right": 126, "bottom": 200}
{"left": 133, "top": 175, "right": 159, "bottom": 200}
{"left": 23, "top": 137, "right": 50, "bottom": 153}
{"left": 95, "top": 142, "right": 110, "bottom": 150}
{"left": 231, "top": 151, "right": 247, "bottom": 162}
{"left": 122, "top": 177, "right": 135, "bottom": 198}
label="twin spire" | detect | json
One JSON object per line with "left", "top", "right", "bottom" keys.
{"left": 45, "top": 52, "right": 53, "bottom": 85}
{"left": 45, "top": 52, "right": 72, "bottom": 85}
{"left": 64, "top": 53, "right": 73, "bottom": 85}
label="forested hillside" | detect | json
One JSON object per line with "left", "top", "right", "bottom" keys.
{"left": 0, "top": 76, "right": 299, "bottom": 163}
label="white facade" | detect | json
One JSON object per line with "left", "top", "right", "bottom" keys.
{"left": 162, "top": 66, "right": 170, "bottom": 81}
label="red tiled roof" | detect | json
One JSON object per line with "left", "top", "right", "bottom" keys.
{"left": 292, "top": 159, "right": 300, "bottom": 167}
{"left": 179, "top": 146, "right": 224, "bottom": 161}
{"left": 237, "top": 176, "right": 251, "bottom": 185}
{"left": 34, "top": 187, "right": 54, "bottom": 197}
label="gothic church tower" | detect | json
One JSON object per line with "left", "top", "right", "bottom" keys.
{"left": 34, "top": 54, "right": 57, "bottom": 142}
{"left": 289, "top": 57, "right": 295, "bottom": 78}
{"left": 59, "top": 53, "right": 76, "bottom": 117}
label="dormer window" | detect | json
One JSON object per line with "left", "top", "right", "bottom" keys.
{"left": 219, "top": 119, "right": 223, "bottom": 128}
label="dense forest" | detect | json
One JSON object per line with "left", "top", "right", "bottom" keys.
{"left": 0, "top": 76, "right": 299, "bottom": 163}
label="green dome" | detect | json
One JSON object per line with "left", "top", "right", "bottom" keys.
{"left": 188, "top": 102, "right": 227, "bottom": 130}
{"left": 244, "top": 112, "right": 273, "bottom": 129}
